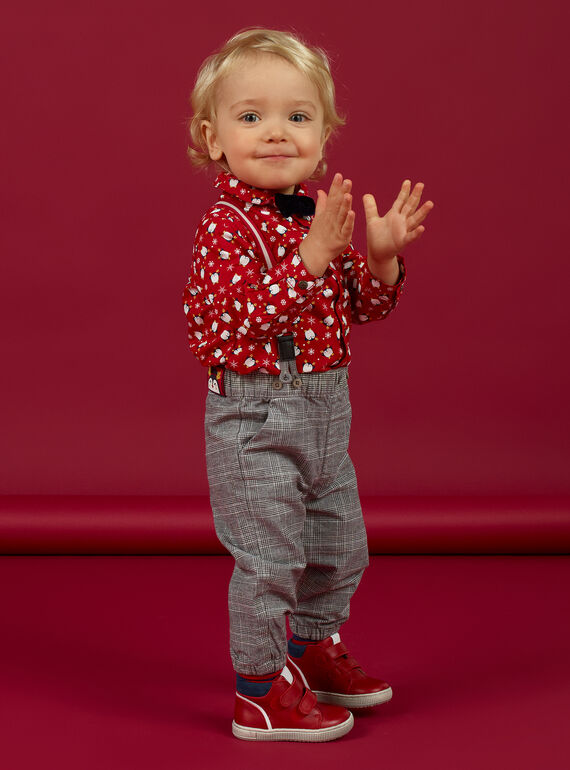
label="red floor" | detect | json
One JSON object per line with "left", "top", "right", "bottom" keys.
{"left": 1, "top": 555, "right": 568, "bottom": 769}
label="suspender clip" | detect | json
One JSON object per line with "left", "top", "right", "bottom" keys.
{"left": 276, "top": 334, "right": 300, "bottom": 384}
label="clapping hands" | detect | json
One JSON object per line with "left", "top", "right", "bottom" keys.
{"left": 299, "top": 173, "right": 434, "bottom": 281}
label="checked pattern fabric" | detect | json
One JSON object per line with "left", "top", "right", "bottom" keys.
{"left": 205, "top": 367, "right": 369, "bottom": 675}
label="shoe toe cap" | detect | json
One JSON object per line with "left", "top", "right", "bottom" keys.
{"left": 343, "top": 666, "right": 389, "bottom": 693}
{"left": 319, "top": 703, "right": 352, "bottom": 728}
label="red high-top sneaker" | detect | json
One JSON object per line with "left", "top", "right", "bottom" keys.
{"left": 287, "top": 633, "right": 393, "bottom": 709}
{"left": 232, "top": 664, "right": 353, "bottom": 742}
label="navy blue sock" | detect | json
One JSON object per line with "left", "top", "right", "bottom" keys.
{"left": 287, "top": 634, "right": 320, "bottom": 658}
{"left": 236, "top": 670, "right": 281, "bottom": 697}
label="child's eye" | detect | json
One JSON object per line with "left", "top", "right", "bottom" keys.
{"left": 240, "top": 113, "right": 259, "bottom": 123}
{"left": 290, "top": 113, "right": 308, "bottom": 123}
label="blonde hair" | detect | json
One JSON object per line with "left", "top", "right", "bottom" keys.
{"left": 187, "top": 27, "right": 345, "bottom": 178}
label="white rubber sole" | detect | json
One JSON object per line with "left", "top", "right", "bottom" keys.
{"left": 232, "top": 712, "right": 354, "bottom": 742}
{"left": 314, "top": 687, "right": 393, "bottom": 709}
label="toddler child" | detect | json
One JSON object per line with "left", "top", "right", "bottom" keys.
{"left": 183, "top": 27, "right": 433, "bottom": 742}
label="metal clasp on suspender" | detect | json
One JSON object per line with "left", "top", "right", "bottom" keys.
{"left": 277, "top": 334, "right": 302, "bottom": 388}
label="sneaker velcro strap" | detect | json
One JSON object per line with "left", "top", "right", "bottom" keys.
{"left": 337, "top": 655, "right": 361, "bottom": 673}
{"left": 328, "top": 643, "right": 361, "bottom": 672}
{"left": 329, "top": 642, "right": 350, "bottom": 659}
{"left": 278, "top": 680, "right": 303, "bottom": 709}
{"left": 298, "top": 687, "right": 318, "bottom": 715}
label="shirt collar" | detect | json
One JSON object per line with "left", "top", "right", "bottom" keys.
{"left": 214, "top": 171, "right": 310, "bottom": 209}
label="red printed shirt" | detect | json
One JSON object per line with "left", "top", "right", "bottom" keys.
{"left": 182, "top": 172, "right": 406, "bottom": 374}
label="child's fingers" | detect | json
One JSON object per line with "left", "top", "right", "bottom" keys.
{"left": 339, "top": 192, "right": 352, "bottom": 218}
{"left": 408, "top": 200, "right": 434, "bottom": 229}
{"left": 341, "top": 209, "right": 355, "bottom": 240}
{"left": 327, "top": 172, "right": 343, "bottom": 201}
{"left": 404, "top": 225, "right": 425, "bottom": 245}
{"left": 402, "top": 182, "right": 425, "bottom": 216}
{"left": 327, "top": 173, "right": 351, "bottom": 213}
{"left": 327, "top": 188, "right": 352, "bottom": 227}
{"left": 394, "top": 180, "right": 412, "bottom": 212}
{"left": 335, "top": 192, "right": 353, "bottom": 233}
{"left": 362, "top": 193, "right": 379, "bottom": 222}
{"left": 315, "top": 189, "right": 328, "bottom": 217}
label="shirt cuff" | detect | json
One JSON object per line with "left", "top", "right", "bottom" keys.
{"left": 367, "top": 256, "right": 406, "bottom": 295}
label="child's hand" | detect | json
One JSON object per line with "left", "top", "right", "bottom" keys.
{"left": 298, "top": 173, "right": 355, "bottom": 277}
{"left": 363, "top": 180, "right": 434, "bottom": 271}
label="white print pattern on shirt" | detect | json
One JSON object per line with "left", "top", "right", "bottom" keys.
{"left": 182, "top": 171, "right": 405, "bottom": 375}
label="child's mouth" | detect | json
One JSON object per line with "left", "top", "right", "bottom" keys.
{"left": 258, "top": 154, "right": 294, "bottom": 160}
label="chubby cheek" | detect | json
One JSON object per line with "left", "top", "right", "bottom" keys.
{"left": 300, "top": 126, "right": 326, "bottom": 156}
{"left": 222, "top": 132, "right": 255, "bottom": 164}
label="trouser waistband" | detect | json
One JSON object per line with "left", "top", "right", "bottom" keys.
{"left": 208, "top": 366, "right": 349, "bottom": 398}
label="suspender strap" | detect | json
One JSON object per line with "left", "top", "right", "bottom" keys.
{"left": 215, "top": 198, "right": 300, "bottom": 384}
{"left": 215, "top": 200, "right": 274, "bottom": 270}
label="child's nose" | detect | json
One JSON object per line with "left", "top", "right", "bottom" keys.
{"left": 263, "top": 120, "right": 287, "bottom": 141}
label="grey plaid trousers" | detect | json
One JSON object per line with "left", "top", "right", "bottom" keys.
{"left": 205, "top": 367, "right": 369, "bottom": 675}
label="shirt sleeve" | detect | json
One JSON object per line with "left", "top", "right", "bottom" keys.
{"left": 341, "top": 244, "right": 406, "bottom": 324}
{"left": 183, "top": 206, "right": 325, "bottom": 344}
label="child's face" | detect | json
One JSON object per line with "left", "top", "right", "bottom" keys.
{"left": 202, "top": 53, "right": 330, "bottom": 194}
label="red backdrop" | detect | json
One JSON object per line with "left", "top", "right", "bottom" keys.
{"left": 1, "top": 1, "right": 569, "bottom": 497}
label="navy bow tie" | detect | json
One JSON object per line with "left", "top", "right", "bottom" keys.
{"left": 274, "top": 192, "right": 316, "bottom": 218}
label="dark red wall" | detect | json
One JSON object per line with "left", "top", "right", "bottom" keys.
{"left": 2, "top": 1, "right": 568, "bottom": 496}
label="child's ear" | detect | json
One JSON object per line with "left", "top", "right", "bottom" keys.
{"left": 201, "top": 120, "right": 223, "bottom": 161}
